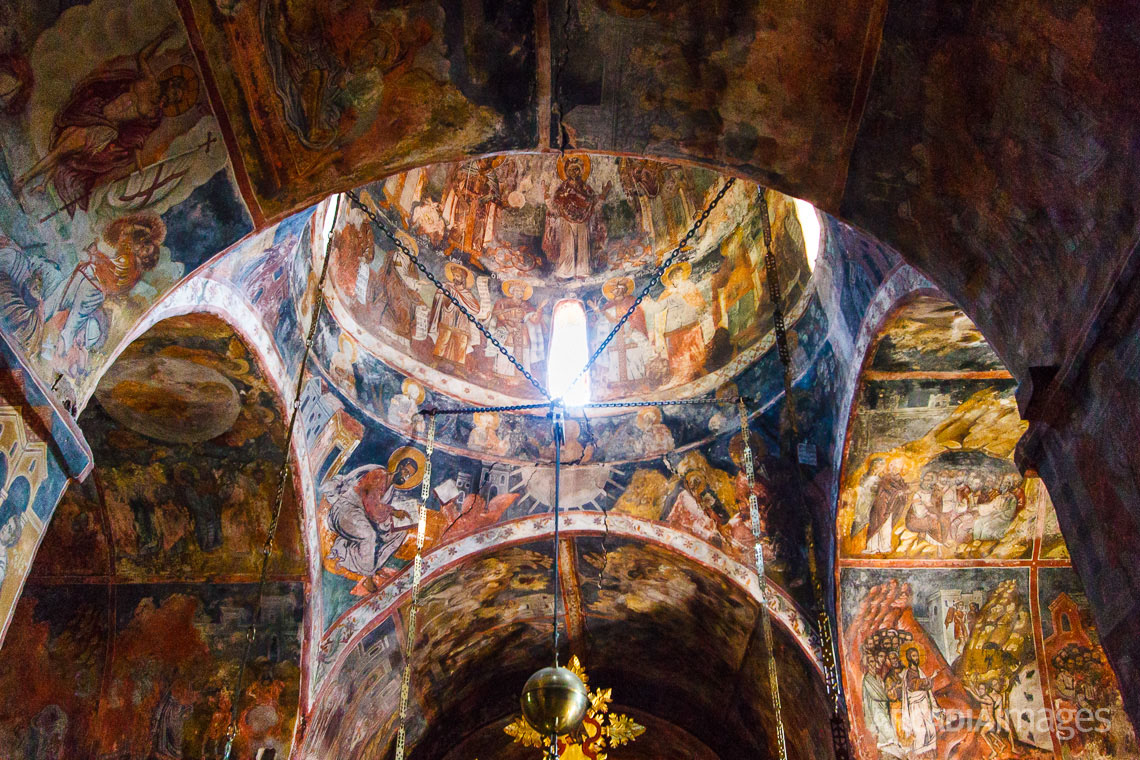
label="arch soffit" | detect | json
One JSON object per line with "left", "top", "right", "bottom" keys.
{"left": 311, "top": 510, "right": 824, "bottom": 707}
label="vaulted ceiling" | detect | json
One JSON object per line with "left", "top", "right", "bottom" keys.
{"left": 0, "top": 1, "right": 1138, "bottom": 759}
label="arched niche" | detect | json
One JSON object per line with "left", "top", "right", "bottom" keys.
{"left": 302, "top": 531, "right": 831, "bottom": 760}
{"left": 834, "top": 296, "right": 1139, "bottom": 760}
{"left": 0, "top": 312, "right": 308, "bottom": 760}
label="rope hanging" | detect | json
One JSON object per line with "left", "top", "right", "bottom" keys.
{"left": 394, "top": 413, "right": 437, "bottom": 760}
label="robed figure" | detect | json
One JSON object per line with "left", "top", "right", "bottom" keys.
{"left": 865, "top": 462, "right": 909, "bottom": 553}
{"left": 543, "top": 155, "right": 611, "bottom": 279}
{"left": 427, "top": 263, "right": 480, "bottom": 365}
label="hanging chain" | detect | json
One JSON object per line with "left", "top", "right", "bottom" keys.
{"left": 758, "top": 190, "right": 852, "bottom": 760}
{"left": 560, "top": 178, "right": 735, "bottom": 398}
{"left": 222, "top": 196, "right": 340, "bottom": 760}
{"left": 346, "top": 190, "right": 552, "bottom": 399}
{"left": 395, "top": 413, "right": 437, "bottom": 760}
{"left": 739, "top": 401, "right": 788, "bottom": 760}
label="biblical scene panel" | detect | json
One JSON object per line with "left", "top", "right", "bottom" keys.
{"left": 183, "top": 0, "right": 539, "bottom": 218}
{"left": 841, "top": 568, "right": 1053, "bottom": 760}
{"left": 100, "top": 582, "right": 303, "bottom": 760}
{"left": 868, "top": 296, "right": 1007, "bottom": 373}
{"left": 1037, "top": 568, "right": 1139, "bottom": 758}
{"left": 839, "top": 379, "right": 1035, "bottom": 560}
{"left": 0, "top": 0, "right": 252, "bottom": 404}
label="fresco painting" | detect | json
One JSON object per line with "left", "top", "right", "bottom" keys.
{"left": 0, "top": 333, "right": 91, "bottom": 641}
{"left": 1037, "top": 568, "right": 1139, "bottom": 758}
{"left": 841, "top": 568, "right": 1052, "bottom": 760}
{"left": 839, "top": 299, "right": 1031, "bottom": 560}
{"left": 69, "top": 313, "right": 305, "bottom": 580}
{"left": 183, "top": 0, "right": 538, "bottom": 219}
{"left": 0, "top": 584, "right": 110, "bottom": 759}
{"left": 550, "top": 0, "right": 885, "bottom": 206}
{"left": 0, "top": 0, "right": 252, "bottom": 405}
{"left": 323, "top": 163, "right": 811, "bottom": 404}
{"left": 838, "top": 299, "right": 1138, "bottom": 760}
{"left": 0, "top": 581, "right": 302, "bottom": 760}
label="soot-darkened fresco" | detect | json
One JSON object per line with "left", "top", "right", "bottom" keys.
{"left": 0, "top": 582, "right": 303, "bottom": 760}
{"left": 306, "top": 537, "right": 829, "bottom": 760}
{"left": 0, "top": 0, "right": 252, "bottom": 405}
{"left": 40, "top": 313, "right": 305, "bottom": 581}
{"left": 182, "top": 0, "right": 539, "bottom": 219}
{"left": 837, "top": 299, "right": 1139, "bottom": 760}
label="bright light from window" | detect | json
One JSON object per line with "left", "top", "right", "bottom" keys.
{"left": 317, "top": 193, "right": 341, "bottom": 253}
{"left": 547, "top": 299, "right": 591, "bottom": 406}
{"left": 793, "top": 197, "right": 821, "bottom": 273}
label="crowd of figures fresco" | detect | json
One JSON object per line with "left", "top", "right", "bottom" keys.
{"left": 838, "top": 298, "right": 1136, "bottom": 760}
{"left": 0, "top": 0, "right": 253, "bottom": 407}
{"left": 322, "top": 163, "right": 811, "bottom": 403}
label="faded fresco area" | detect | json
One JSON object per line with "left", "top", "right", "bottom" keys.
{"left": 325, "top": 165, "right": 810, "bottom": 404}
{"left": 553, "top": 0, "right": 886, "bottom": 206}
{"left": 183, "top": 0, "right": 538, "bottom": 219}
{"left": 0, "top": 581, "right": 303, "bottom": 760}
{"left": 837, "top": 299, "right": 1139, "bottom": 760}
{"left": 41, "top": 313, "right": 305, "bottom": 581}
{"left": 0, "top": 0, "right": 252, "bottom": 405}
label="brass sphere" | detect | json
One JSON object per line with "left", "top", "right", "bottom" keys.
{"left": 520, "top": 666, "right": 589, "bottom": 736}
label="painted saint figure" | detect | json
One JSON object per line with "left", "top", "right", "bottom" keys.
{"left": 322, "top": 458, "right": 420, "bottom": 595}
{"left": 485, "top": 280, "right": 546, "bottom": 381}
{"left": 591, "top": 276, "right": 655, "bottom": 390}
{"left": 44, "top": 213, "right": 166, "bottom": 377}
{"left": 861, "top": 648, "right": 905, "bottom": 760}
{"left": 865, "top": 460, "right": 908, "bottom": 554}
{"left": 543, "top": 155, "right": 611, "bottom": 279}
{"left": 426, "top": 263, "right": 480, "bottom": 366}
{"left": 900, "top": 646, "right": 939, "bottom": 758}
{"left": 654, "top": 262, "right": 712, "bottom": 383}
{"left": 13, "top": 25, "right": 199, "bottom": 214}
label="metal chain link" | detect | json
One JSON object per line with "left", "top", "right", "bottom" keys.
{"left": 738, "top": 401, "right": 788, "bottom": 760}
{"left": 559, "top": 178, "right": 736, "bottom": 399}
{"left": 758, "top": 189, "right": 852, "bottom": 759}
{"left": 222, "top": 196, "right": 340, "bottom": 760}
{"left": 395, "top": 413, "right": 437, "bottom": 760}
{"left": 346, "top": 190, "right": 552, "bottom": 399}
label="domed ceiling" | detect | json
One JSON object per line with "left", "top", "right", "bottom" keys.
{"left": 319, "top": 153, "right": 811, "bottom": 410}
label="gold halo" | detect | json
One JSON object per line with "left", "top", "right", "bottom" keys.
{"left": 387, "top": 447, "right": 426, "bottom": 490}
{"left": 664, "top": 261, "right": 691, "bottom": 285}
{"left": 401, "top": 378, "right": 425, "bottom": 403}
{"left": 602, "top": 276, "right": 635, "bottom": 301}
{"left": 501, "top": 279, "right": 533, "bottom": 299}
{"left": 444, "top": 262, "right": 475, "bottom": 289}
{"left": 900, "top": 644, "right": 925, "bottom": 666}
{"left": 556, "top": 154, "right": 591, "bottom": 181}
{"left": 636, "top": 407, "right": 662, "bottom": 426}
{"left": 159, "top": 64, "right": 199, "bottom": 117}
{"left": 337, "top": 332, "right": 357, "bottom": 359}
